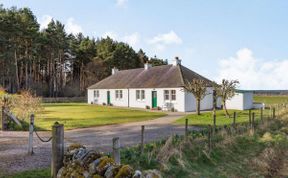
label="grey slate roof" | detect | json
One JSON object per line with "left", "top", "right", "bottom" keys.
{"left": 88, "top": 64, "right": 213, "bottom": 89}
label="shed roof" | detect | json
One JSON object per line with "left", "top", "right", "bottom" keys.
{"left": 88, "top": 64, "right": 213, "bottom": 89}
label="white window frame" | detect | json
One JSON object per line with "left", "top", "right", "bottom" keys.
{"left": 136, "top": 90, "right": 140, "bottom": 100}
{"left": 136, "top": 90, "right": 145, "bottom": 101}
{"left": 115, "top": 90, "right": 123, "bottom": 100}
{"left": 171, "top": 90, "right": 176, "bottom": 101}
{"left": 141, "top": 90, "right": 145, "bottom": 100}
{"left": 94, "top": 90, "right": 99, "bottom": 98}
{"left": 164, "top": 90, "right": 176, "bottom": 101}
{"left": 164, "top": 90, "right": 170, "bottom": 100}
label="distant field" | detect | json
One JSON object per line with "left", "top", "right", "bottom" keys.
{"left": 254, "top": 95, "right": 288, "bottom": 105}
{"left": 35, "top": 103, "right": 166, "bottom": 130}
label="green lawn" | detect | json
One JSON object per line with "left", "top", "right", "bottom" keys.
{"left": 2, "top": 168, "right": 50, "bottom": 178}
{"left": 175, "top": 109, "right": 269, "bottom": 126}
{"left": 254, "top": 95, "right": 288, "bottom": 105}
{"left": 34, "top": 103, "right": 166, "bottom": 130}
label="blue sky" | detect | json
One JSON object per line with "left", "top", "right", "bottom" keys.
{"left": 1, "top": 0, "right": 288, "bottom": 89}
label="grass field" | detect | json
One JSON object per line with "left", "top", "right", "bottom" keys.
{"left": 34, "top": 103, "right": 166, "bottom": 130}
{"left": 175, "top": 109, "right": 268, "bottom": 126}
{"left": 254, "top": 95, "right": 288, "bottom": 105}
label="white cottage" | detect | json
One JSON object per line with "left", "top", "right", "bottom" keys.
{"left": 87, "top": 58, "right": 216, "bottom": 112}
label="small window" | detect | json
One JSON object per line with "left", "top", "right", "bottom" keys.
{"left": 94, "top": 90, "right": 99, "bottom": 98}
{"left": 119, "top": 90, "right": 123, "bottom": 99}
{"left": 136, "top": 90, "right": 140, "bottom": 100}
{"left": 164, "top": 90, "right": 170, "bottom": 100}
{"left": 141, "top": 90, "right": 145, "bottom": 100}
{"left": 115, "top": 90, "right": 123, "bottom": 99}
{"left": 171, "top": 90, "right": 176, "bottom": 100}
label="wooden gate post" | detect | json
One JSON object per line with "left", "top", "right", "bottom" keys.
{"left": 51, "top": 122, "right": 64, "bottom": 178}
{"left": 113, "top": 137, "right": 121, "bottom": 165}
{"left": 28, "top": 114, "right": 34, "bottom": 155}
{"left": 141, "top": 125, "right": 145, "bottom": 153}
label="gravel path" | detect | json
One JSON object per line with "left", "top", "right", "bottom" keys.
{"left": 0, "top": 112, "right": 191, "bottom": 174}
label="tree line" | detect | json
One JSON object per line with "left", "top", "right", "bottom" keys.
{"left": 0, "top": 5, "right": 167, "bottom": 97}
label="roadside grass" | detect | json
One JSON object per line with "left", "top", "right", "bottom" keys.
{"left": 254, "top": 95, "right": 288, "bottom": 105}
{"left": 34, "top": 103, "right": 166, "bottom": 130}
{"left": 2, "top": 168, "right": 50, "bottom": 178}
{"left": 175, "top": 109, "right": 269, "bottom": 126}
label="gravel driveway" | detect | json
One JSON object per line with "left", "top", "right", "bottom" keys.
{"left": 0, "top": 112, "right": 189, "bottom": 174}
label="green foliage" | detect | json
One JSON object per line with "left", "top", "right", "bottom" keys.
{"left": 0, "top": 5, "right": 168, "bottom": 97}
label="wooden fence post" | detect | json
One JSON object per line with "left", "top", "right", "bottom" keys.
{"left": 28, "top": 114, "right": 34, "bottom": 155}
{"left": 113, "top": 137, "right": 121, "bottom": 165}
{"left": 248, "top": 109, "right": 252, "bottom": 126}
{"left": 260, "top": 107, "right": 263, "bottom": 123}
{"left": 213, "top": 112, "right": 216, "bottom": 134}
{"left": 251, "top": 112, "right": 255, "bottom": 135}
{"left": 233, "top": 112, "right": 236, "bottom": 127}
{"left": 141, "top": 125, "right": 145, "bottom": 153}
{"left": 185, "top": 119, "right": 188, "bottom": 139}
{"left": 51, "top": 122, "right": 64, "bottom": 178}
{"left": 208, "top": 125, "right": 212, "bottom": 152}
{"left": 1, "top": 106, "right": 5, "bottom": 131}
{"left": 272, "top": 108, "right": 276, "bottom": 119}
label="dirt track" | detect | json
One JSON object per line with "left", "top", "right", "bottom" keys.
{"left": 0, "top": 112, "right": 189, "bottom": 174}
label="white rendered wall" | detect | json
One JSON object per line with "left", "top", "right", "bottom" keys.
{"left": 184, "top": 87, "right": 214, "bottom": 112}
{"left": 129, "top": 88, "right": 185, "bottom": 112}
{"left": 226, "top": 92, "right": 254, "bottom": 110}
{"left": 226, "top": 93, "right": 244, "bottom": 110}
{"left": 243, "top": 92, "right": 253, "bottom": 110}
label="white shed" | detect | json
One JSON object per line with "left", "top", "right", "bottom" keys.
{"left": 226, "top": 90, "right": 254, "bottom": 110}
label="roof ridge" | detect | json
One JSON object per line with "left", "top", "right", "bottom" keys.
{"left": 177, "top": 64, "right": 185, "bottom": 86}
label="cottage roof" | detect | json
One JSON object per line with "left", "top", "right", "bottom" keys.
{"left": 88, "top": 64, "right": 213, "bottom": 89}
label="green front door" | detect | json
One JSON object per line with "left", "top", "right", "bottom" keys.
{"left": 152, "top": 91, "right": 157, "bottom": 108}
{"left": 107, "top": 91, "right": 110, "bottom": 104}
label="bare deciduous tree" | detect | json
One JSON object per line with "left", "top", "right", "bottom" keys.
{"left": 183, "top": 79, "right": 209, "bottom": 115}
{"left": 213, "top": 79, "right": 239, "bottom": 118}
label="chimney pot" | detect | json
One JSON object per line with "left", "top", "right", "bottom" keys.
{"left": 144, "top": 62, "right": 152, "bottom": 70}
{"left": 173, "top": 56, "right": 181, "bottom": 66}
{"left": 112, "top": 67, "right": 119, "bottom": 75}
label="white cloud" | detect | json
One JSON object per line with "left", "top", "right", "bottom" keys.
{"left": 149, "top": 31, "right": 182, "bottom": 45}
{"left": 216, "top": 48, "right": 288, "bottom": 90}
{"left": 65, "top": 18, "right": 83, "bottom": 35}
{"left": 148, "top": 31, "right": 182, "bottom": 51}
{"left": 39, "top": 15, "right": 52, "bottom": 30}
{"left": 122, "top": 32, "right": 140, "bottom": 46}
{"left": 101, "top": 31, "right": 140, "bottom": 48}
{"left": 102, "top": 31, "right": 118, "bottom": 39}
{"left": 116, "top": 0, "right": 128, "bottom": 8}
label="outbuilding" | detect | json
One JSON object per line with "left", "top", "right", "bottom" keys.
{"left": 226, "top": 90, "right": 254, "bottom": 110}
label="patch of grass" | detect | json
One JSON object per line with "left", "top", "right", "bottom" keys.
{"left": 35, "top": 103, "right": 166, "bottom": 130}
{"left": 3, "top": 168, "right": 50, "bottom": 178}
{"left": 254, "top": 95, "right": 288, "bottom": 105}
{"left": 175, "top": 109, "right": 269, "bottom": 126}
